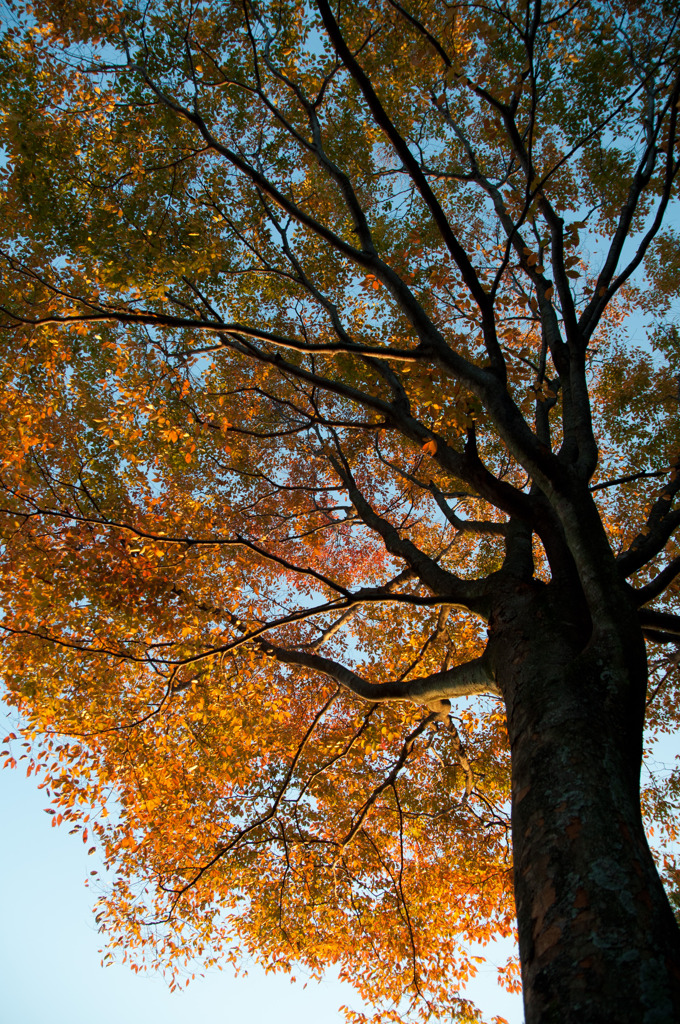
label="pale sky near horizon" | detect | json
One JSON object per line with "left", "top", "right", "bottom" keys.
{"left": 0, "top": 733, "right": 524, "bottom": 1024}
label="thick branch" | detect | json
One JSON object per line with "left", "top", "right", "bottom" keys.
{"left": 638, "top": 607, "right": 680, "bottom": 638}
{"left": 261, "top": 641, "right": 499, "bottom": 702}
{"left": 634, "top": 557, "right": 680, "bottom": 607}
{"left": 618, "top": 508, "right": 680, "bottom": 578}
{"left": 314, "top": 0, "right": 507, "bottom": 378}
{"left": 328, "top": 451, "right": 490, "bottom": 611}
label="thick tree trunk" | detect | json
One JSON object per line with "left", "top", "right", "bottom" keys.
{"left": 491, "top": 584, "right": 680, "bottom": 1024}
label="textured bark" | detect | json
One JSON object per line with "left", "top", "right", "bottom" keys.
{"left": 491, "top": 583, "right": 680, "bottom": 1023}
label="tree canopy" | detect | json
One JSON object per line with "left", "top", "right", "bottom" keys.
{"left": 1, "top": 1, "right": 679, "bottom": 1021}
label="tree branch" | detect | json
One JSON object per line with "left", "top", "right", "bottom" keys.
{"left": 260, "top": 641, "right": 499, "bottom": 703}
{"left": 634, "top": 556, "right": 680, "bottom": 606}
{"left": 638, "top": 607, "right": 680, "bottom": 637}
{"left": 327, "top": 448, "right": 491, "bottom": 611}
{"left": 314, "top": 0, "right": 507, "bottom": 379}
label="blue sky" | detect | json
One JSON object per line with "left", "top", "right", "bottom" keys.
{"left": 0, "top": 733, "right": 523, "bottom": 1024}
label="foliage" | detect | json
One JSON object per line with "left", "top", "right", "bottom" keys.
{"left": 0, "top": 1, "right": 679, "bottom": 1021}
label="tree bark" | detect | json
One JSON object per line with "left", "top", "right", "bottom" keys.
{"left": 491, "top": 583, "right": 680, "bottom": 1024}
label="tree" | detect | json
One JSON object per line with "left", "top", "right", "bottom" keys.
{"left": 1, "top": 0, "right": 679, "bottom": 1020}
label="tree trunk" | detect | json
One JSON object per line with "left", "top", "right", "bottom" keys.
{"left": 491, "top": 583, "right": 680, "bottom": 1024}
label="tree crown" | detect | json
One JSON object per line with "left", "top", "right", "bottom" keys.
{"left": 1, "top": 1, "right": 679, "bottom": 1021}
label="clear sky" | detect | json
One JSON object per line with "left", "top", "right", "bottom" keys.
{"left": 0, "top": 728, "right": 524, "bottom": 1024}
